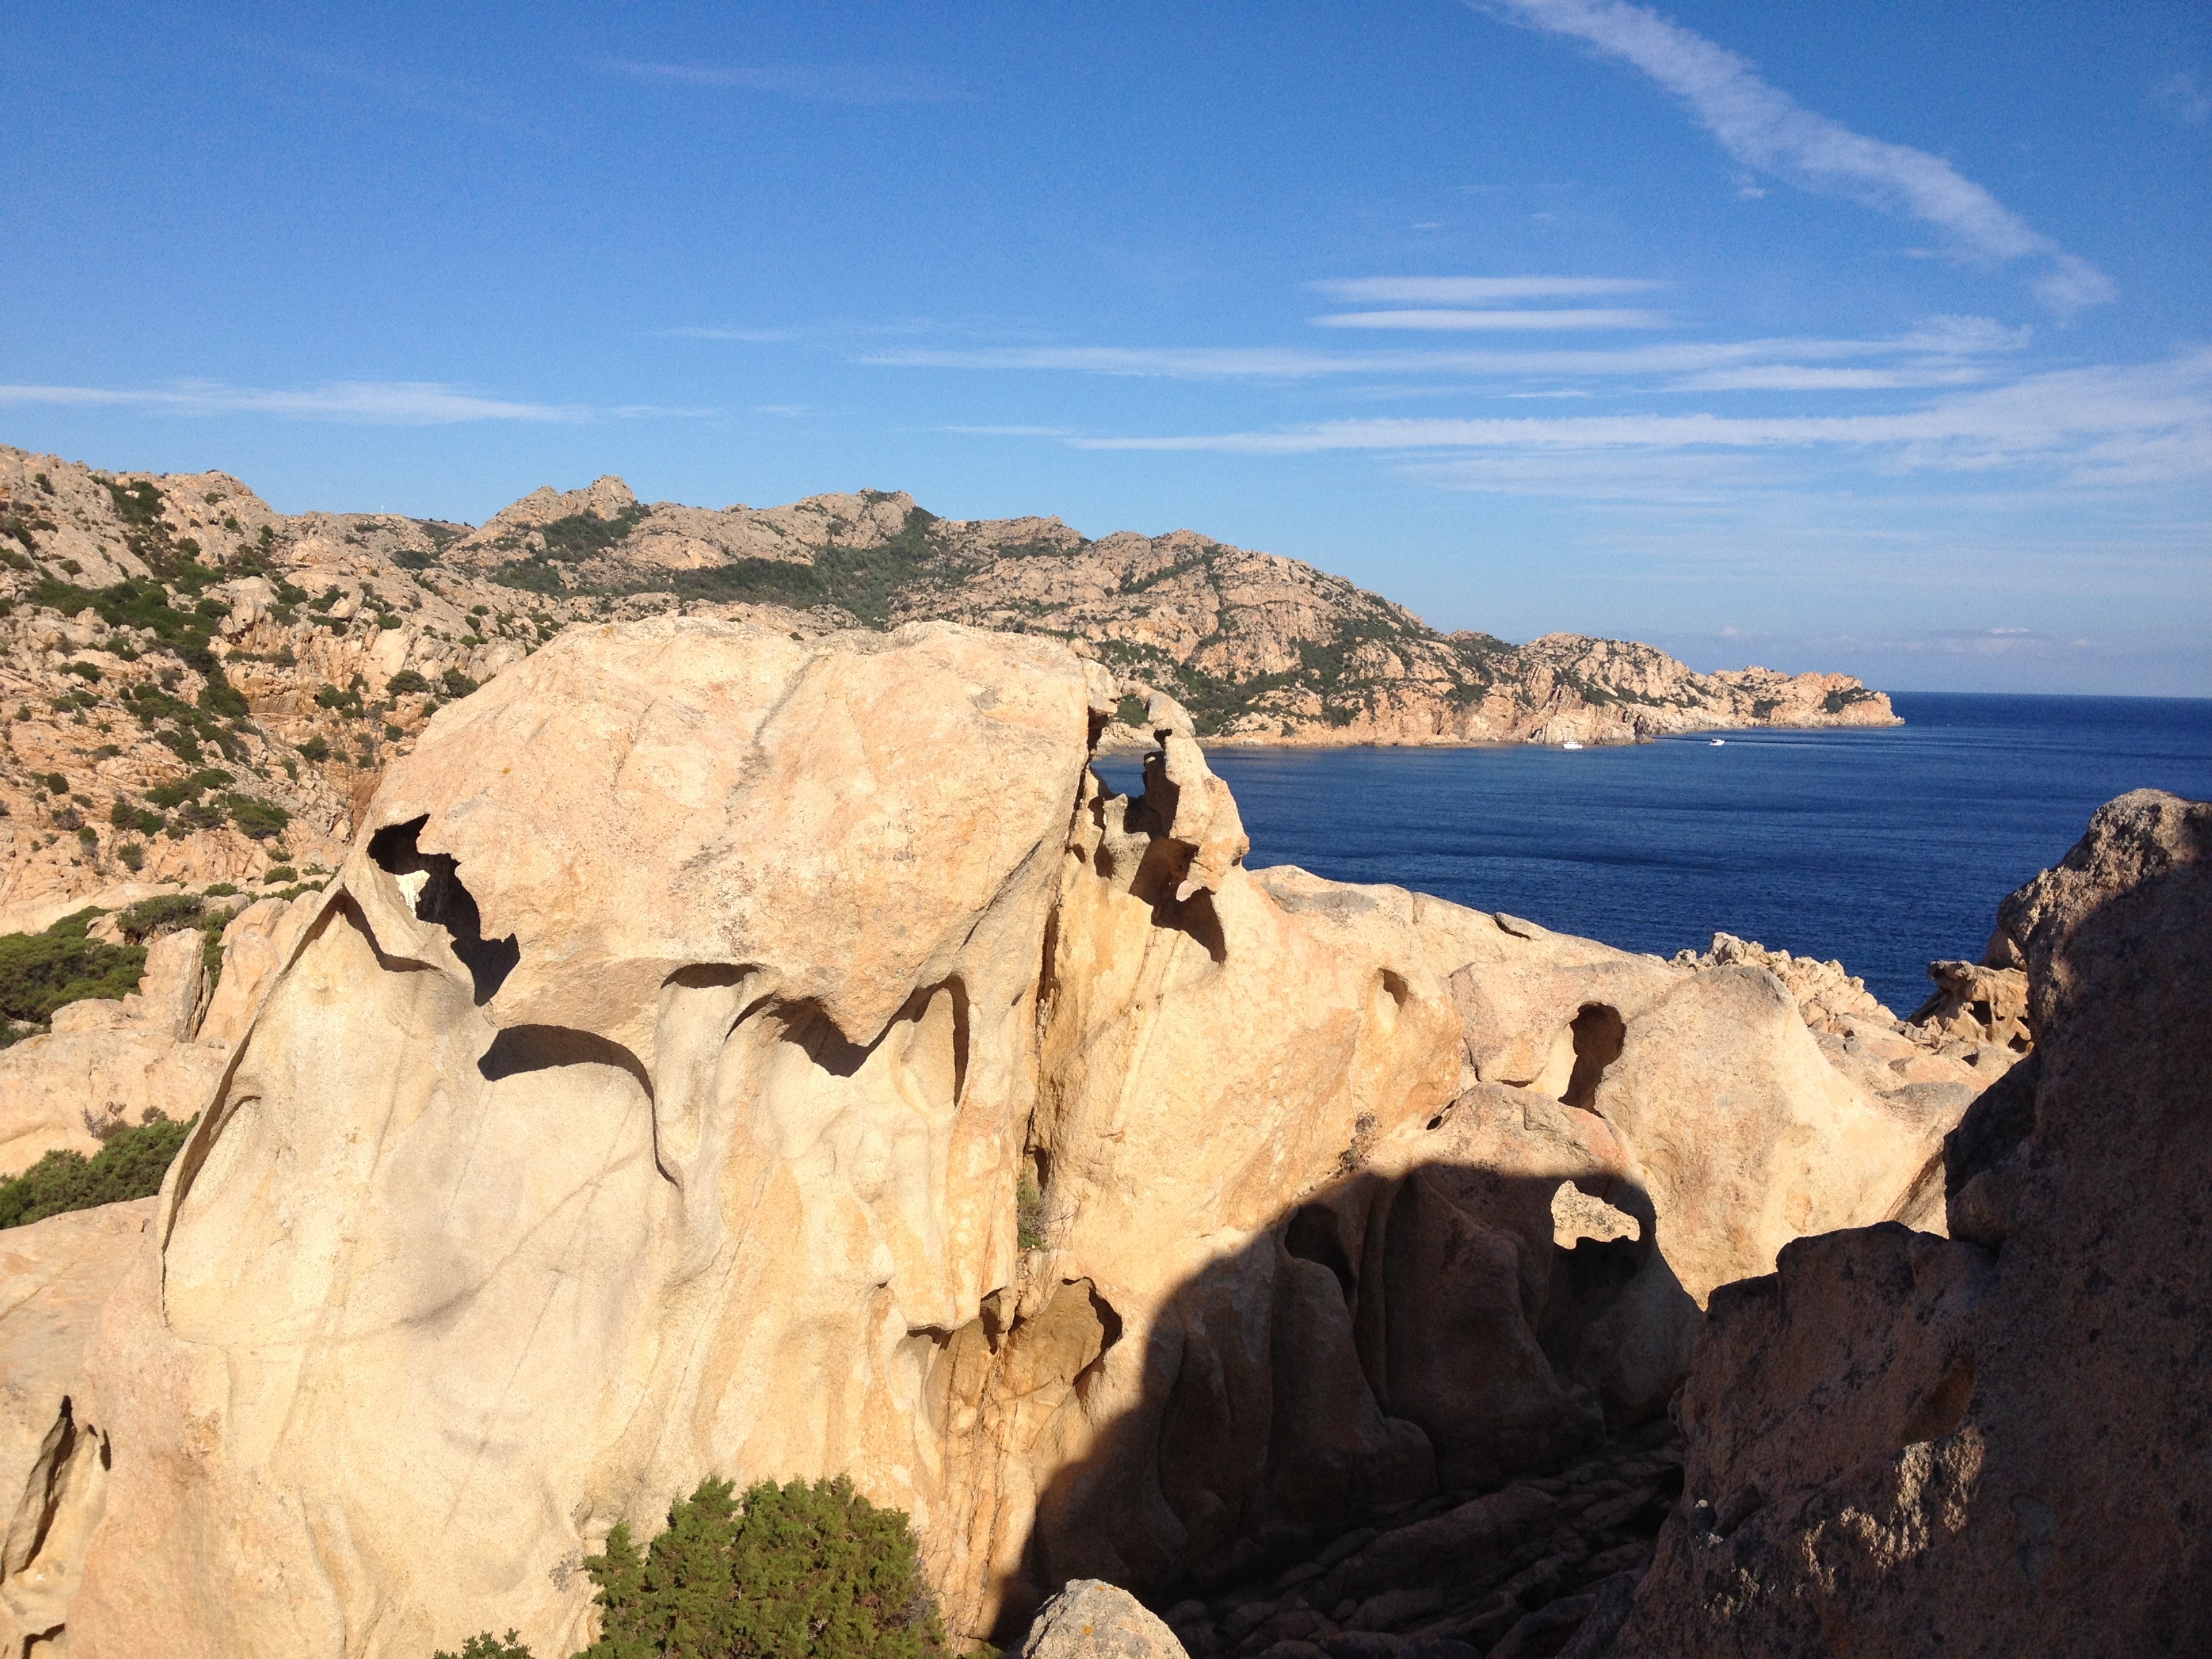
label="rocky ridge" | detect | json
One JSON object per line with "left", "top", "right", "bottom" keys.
{"left": 1612, "top": 789, "right": 2212, "bottom": 1657}
{"left": 0, "top": 445, "right": 1893, "bottom": 925}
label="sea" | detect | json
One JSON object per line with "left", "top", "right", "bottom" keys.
{"left": 1093, "top": 693, "right": 2212, "bottom": 1017}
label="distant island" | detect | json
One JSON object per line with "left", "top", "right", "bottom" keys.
{"left": 0, "top": 445, "right": 1893, "bottom": 916}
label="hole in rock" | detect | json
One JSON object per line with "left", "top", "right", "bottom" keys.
{"left": 369, "top": 815, "right": 520, "bottom": 1005}
{"left": 1127, "top": 836, "right": 1229, "bottom": 964}
{"left": 1284, "top": 1204, "right": 1356, "bottom": 1300}
{"left": 1378, "top": 969, "right": 1410, "bottom": 1008}
{"left": 1561, "top": 1003, "right": 1626, "bottom": 1111}
{"left": 478, "top": 1025, "right": 653, "bottom": 1099}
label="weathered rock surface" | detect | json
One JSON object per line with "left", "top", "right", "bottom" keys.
{"left": 0, "top": 619, "right": 1954, "bottom": 1658}
{"left": 1612, "top": 789, "right": 2212, "bottom": 1658}
{"left": 1017, "top": 1579, "right": 1191, "bottom": 1659}
{"left": 0, "top": 1200, "right": 153, "bottom": 1656}
{"left": 0, "top": 445, "right": 1891, "bottom": 921}
{"left": 0, "top": 893, "right": 319, "bottom": 1171}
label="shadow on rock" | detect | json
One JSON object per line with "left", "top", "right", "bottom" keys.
{"left": 997, "top": 1155, "right": 1698, "bottom": 1644}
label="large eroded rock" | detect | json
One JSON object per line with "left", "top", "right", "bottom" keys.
{"left": 0, "top": 618, "right": 1963, "bottom": 1657}
{"left": 1614, "top": 790, "right": 2212, "bottom": 1658}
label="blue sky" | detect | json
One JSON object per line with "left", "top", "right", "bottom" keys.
{"left": 4, "top": 1, "right": 2207, "bottom": 694}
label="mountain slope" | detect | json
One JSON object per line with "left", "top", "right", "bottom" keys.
{"left": 0, "top": 447, "right": 1893, "bottom": 924}
{"left": 444, "top": 474, "right": 1896, "bottom": 745}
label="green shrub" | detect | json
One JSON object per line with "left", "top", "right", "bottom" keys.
{"left": 197, "top": 669, "right": 249, "bottom": 720}
{"left": 0, "top": 909, "right": 144, "bottom": 1027}
{"left": 225, "top": 794, "right": 290, "bottom": 840}
{"left": 0, "top": 1111, "right": 193, "bottom": 1228}
{"left": 116, "top": 893, "right": 205, "bottom": 941}
{"left": 567, "top": 1474, "right": 946, "bottom": 1659}
{"left": 441, "top": 668, "right": 480, "bottom": 699}
{"left": 116, "top": 840, "right": 144, "bottom": 872}
{"left": 434, "top": 1635, "right": 535, "bottom": 1659}
{"left": 298, "top": 735, "right": 331, "bottom": 762}
{"left": 1016, "top": 1172, "right": 1047, "bottom": 1250}
{"left": 386, "top": 670, "right": 432, "bottom": 696}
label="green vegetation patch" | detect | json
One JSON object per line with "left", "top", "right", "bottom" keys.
{"left": 439, "top": 1475, "right": 947, "bottom": 1659}
{"left": 1822, "top": 686, "right": 1879, "bottom": 714}
{"left": 657, "top": 507, "right": 951, "bottom": 627}
{"left": 0, "top": 909, "right": 144, "bottom": 1042}
{"left": 540, "top": 504, "right": 649, "bottom": 560}
{"left": 0, "top": 1111, "right": 192, "bottom": 1228}
{"left": 35, "top": 577, "right": 222, "bottom": 671}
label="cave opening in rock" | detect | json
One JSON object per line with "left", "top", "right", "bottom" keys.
{"left": 368, "top": 815, "right": 519, "bottom": 1004}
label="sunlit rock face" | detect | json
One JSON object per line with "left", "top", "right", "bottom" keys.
{"left": 14, "top": 617, "right": 1953, "bottom": 1658}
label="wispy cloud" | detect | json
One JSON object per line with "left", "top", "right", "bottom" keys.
{"left": 1058, "top": 352, "right": 2212, "bottom": 492}
{"left": 0, "top": 380, "right": 697, "bottom": 425}
{"left": 1666, "top": 365, "right": 1988, "bottom": 392}
{"left": 1481, "top": 0, "right": 2115, "bottom": 314}
{"left": 605, "top": 59, "right": 958, "bottom": 105}
{"left": 862, "top": 319, "right": 2028, "bottom": 380}
{"left": 1312, "top": 308, "right": 1668, "bottom": 331}
{"left": 2151, "top": 71, "right": 2210, "bottom": 127}
{"left": 1311, "top": 276, "right": 1660, "bottom": 302}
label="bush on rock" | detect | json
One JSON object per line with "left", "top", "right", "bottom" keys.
{"left": 437, "top": 1476, "right": 947, "bottom": 1659}
{"left": 0, "top": 1111, "right": 193, "bottom": 1229}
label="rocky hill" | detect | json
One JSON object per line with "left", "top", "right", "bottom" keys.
{"left": 0, "top": 445, "right": 1895, "bottom": 926}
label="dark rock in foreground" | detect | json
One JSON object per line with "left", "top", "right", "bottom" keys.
{"left": 1611, "top": 789, "right": 2212, "bottom": 1658}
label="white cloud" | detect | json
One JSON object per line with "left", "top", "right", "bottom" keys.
{"left": 1063, "top": 350, "right": 2212, "bottom": 491}
{"left": 1482, "top": 0, "right": 2114, "bottom": 313}
{"left": 605, "top": 59, "right": 957, "bottom": 104}
{"left": 1310, "top": 276, "right": 1660, "bottom": 301}
{"left": 1311, "top": 308, "right": 1668, "bottom": 331}
{"left": 2151, "top": 71, "right": 2210, "bottom": 126}
{"left": 863, "top": 322, "right": 2023, "bottom": 380}
{"left": 1668, "top": 365, "right": 1987, "bottom": 392}
{"left": 0, "top": 380, "right": 591, "bottom": 424}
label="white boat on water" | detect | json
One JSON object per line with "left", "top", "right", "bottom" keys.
{"left": 1711, "top": 738, "right": 1726, "bottom": 745}
{"left": 1561, "top": 739, "right": 1583, "bottom": 750}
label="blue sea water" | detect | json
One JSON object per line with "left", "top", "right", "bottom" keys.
{"left": 1093, "top": 694, "right": 2212, "bottom": 1017}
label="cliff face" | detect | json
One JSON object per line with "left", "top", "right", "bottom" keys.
{"left": 1611, "top": 791, "right": 2212, "bottom": 1658}
{"left": 0, "top": 448, "right": 1893, "bottom": 923}
{"left": 0, "top": 619, "right": 1948, "bottom": 1658}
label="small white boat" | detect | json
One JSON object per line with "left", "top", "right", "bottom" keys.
{"left": 1711, "top": 738, "right": 1725, "bottom": 746}
{"left": 1561, "top": 739, "right": 1583, "bottom": 750}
